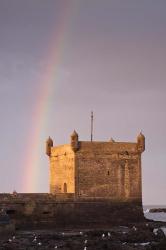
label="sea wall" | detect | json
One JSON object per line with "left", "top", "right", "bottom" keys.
{"left": 0, "top": 194, "right": 144, "bottom": 229}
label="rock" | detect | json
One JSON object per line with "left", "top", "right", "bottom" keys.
{"left": 155, "top": 228, "right": 165, "bottom": 239}
{"left": 0, "top": 222, "right": 166, "bottom": 249}
{"left": 149, "top": 208, "right": 166, "bottom": 213}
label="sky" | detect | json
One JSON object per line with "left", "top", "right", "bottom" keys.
{"left": 0, "top": 0, "right": 166, "bottom": 205}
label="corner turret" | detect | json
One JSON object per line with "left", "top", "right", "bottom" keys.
{"left": 137, "top": 131, "right": 145, "bottom": 152}
{"left": 46, "top": 136, "right": 53, "bottom": 156}
{"left": 70, "top": 130, "right": 79, "bottom": 152}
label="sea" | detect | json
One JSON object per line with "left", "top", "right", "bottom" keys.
{"left": 143, "top": 205, "right": 166, "bottom": 236}
{"left": 143, "top": 205, "right": 166, "bottom": 222}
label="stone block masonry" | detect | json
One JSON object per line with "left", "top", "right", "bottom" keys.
{"left": 46, "top": 131, "right": 145, "bottom": 204}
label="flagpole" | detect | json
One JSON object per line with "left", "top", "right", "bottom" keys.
{"left": 91, "top": 111, "right": 93, "bottom": 142}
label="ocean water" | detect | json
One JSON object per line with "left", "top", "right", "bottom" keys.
{"left": 143, "top": 205, "right": 166, "bottom": 222}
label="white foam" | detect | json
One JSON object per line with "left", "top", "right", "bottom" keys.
{"left": 144, "top": 209, "right": 149, "bottom": 213}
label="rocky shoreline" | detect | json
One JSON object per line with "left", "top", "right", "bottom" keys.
{"left": 0, "top": 220, "right": 166, "bottom": 249}
{"left": 149, "top": 208, "right": 166, "bottom": 213}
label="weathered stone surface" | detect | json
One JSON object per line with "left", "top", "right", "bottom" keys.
{"left": 48, "top": 133, "right": 145, "bottom": 202}
{"left": 50, "top": 145, "right": 75, "bottom": 194}
{"left": 0, "top": 193, "right": 145, "bottom": 229}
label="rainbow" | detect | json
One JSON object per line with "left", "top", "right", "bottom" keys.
{"left": 21, "top": 2, "right": 77, "bottom": 192}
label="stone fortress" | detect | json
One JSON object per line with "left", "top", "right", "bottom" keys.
{"left": 47, "top": 131, "right": 145, "bottom": 202}
{"left": 0, "top": 131, "right": 145, "bottom": 229}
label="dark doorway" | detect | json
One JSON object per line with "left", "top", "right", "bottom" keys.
{"left": 63, "top": 183, "right": 67, "bottom": 193}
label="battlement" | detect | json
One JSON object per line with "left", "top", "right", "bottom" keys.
{"left": 50, "top": 141, "right": 138, "bottom": 157}
{"left": 77, "top": 141, "right": 138, "bottom": 154}
{"left": 50, "top": 138, "right": 143, "bottom": 156}
{"left": 51, "top": 144, "right": 73, "bottom": 157}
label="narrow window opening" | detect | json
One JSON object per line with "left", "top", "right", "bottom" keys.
{"left": 107, "top": 171, "right": 110, "bottom": 176}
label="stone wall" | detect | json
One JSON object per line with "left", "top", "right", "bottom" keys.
{"left": 0, "top": 194, "right": 144, "bottom": 229}
{"left": 76, "top": 141, "right": 142, "bottom": 201}
{"left": 48, "top": 134, "right": 144, "bottom": 202}
{"left": 50, "top": 145, "right": 75, "bottom": 194}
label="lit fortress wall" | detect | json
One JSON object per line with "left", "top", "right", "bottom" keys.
{"left": 46, "top": 131, "right": 145, "bottom": 203}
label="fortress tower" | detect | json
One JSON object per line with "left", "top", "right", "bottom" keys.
{"left": 46, "top": 131, "right": 145, "bottom": 203}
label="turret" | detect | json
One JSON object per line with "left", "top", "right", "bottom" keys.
{"left": 137, "top": 132, "right": 145, "bottom": 152}
{"left": 46, "top": 136, "right": 53, "bottom": 156}
{"left": 70, "top": 130, "right": 79, "bottom": 152}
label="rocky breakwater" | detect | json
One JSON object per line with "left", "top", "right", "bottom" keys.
{"left": 149, "top": 208, "right": 166, "bottom": 213}
{"left": 0, "top": 221, "right": 166, "bottom": 249}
